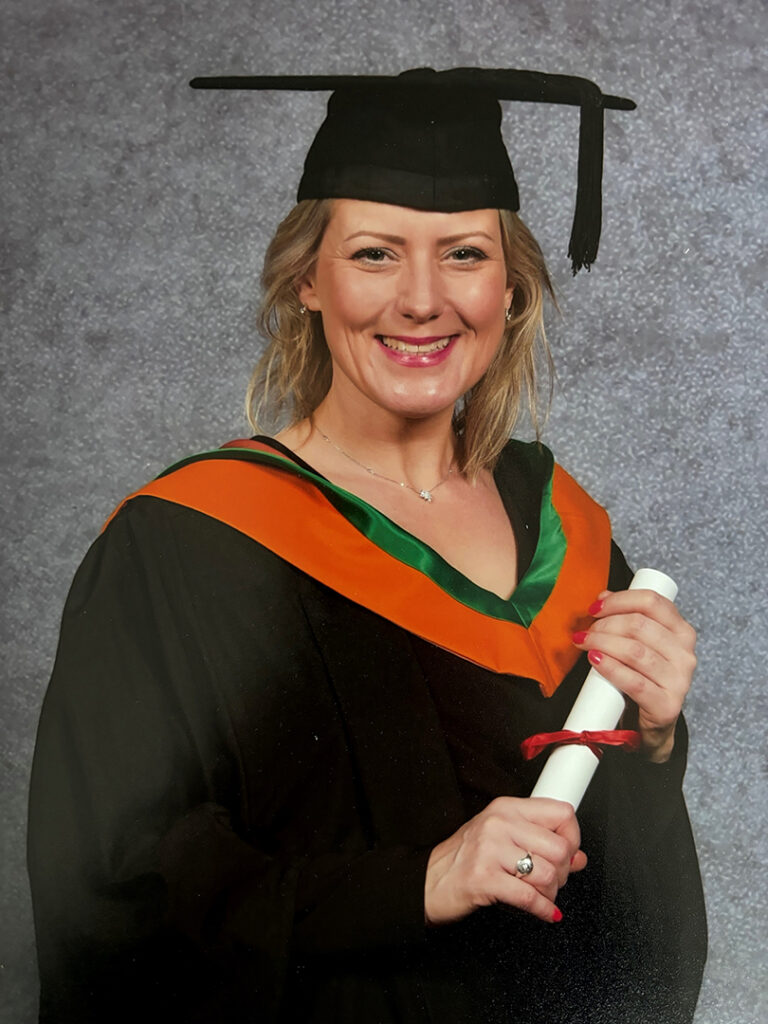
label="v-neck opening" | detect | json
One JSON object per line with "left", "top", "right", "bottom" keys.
{"left": 147, "top": 435, "right": 586, "bottom": 637}
{"left": 251, "top": 435, "right": 542, "bottom": 610}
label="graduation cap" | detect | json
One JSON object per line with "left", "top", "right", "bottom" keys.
{"left": 189, "top": 68, "right": 636, "bottom": 274}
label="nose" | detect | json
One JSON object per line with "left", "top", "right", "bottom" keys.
{"left": 395, "top": 256, "right": 444, "bottom": 322}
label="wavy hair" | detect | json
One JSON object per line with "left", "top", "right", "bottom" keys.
{"left": 247, "top": 200, "right": 554, "bottom": 479}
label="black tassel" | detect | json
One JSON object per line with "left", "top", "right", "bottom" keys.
{"left": 568, "top": 89, "right": 604, "bottom": 275}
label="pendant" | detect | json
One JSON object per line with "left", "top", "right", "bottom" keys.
{"left": 419, "top": 490, "right": 433, "bottom": 502}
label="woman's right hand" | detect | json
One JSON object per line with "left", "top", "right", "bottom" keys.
{"left": 424, "top": 796, "right": 586, "bottom": 926}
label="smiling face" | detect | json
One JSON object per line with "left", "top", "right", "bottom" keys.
{"left": 297, "top": 200, "right": 513, "bottom": 424}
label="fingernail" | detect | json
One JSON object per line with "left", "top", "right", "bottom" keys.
{"left": 587, "top": 650, "right": 603, "bottom": 666}
{"left": 552, "top": 907, "right": 563, "bottom": 923}
{"left": 588, "top": 599, "right": 604, "bottom": 615}
{"left": 572, "top": 630, "right": 588, "bottom": 644}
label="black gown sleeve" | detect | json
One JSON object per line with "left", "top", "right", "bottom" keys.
{"left": 27, "top": 500, "right": 431, "bottom": 1023}
{"left": 28, "top": 502, "right": 302, "bottom": 1021}
{"left": 572, "top": 538, "right": 708, "bottom": 1023}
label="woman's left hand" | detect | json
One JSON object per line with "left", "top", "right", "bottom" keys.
{"left": 572, "top": 589, "right": 697, "bottom": 763}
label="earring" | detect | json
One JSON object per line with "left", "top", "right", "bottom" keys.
{"left": 299, "top": 304, "right": 307, "bottom": 315}
{"left": 504, "top": 307, "right": 512, "bottom": 322}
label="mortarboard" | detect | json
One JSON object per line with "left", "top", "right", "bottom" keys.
{"left": 190, "top": 68, "right": 636, "bottom": 274}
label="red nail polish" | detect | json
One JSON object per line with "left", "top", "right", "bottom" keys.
{"left": 572, "top": 630, "right": 588, "bottom": 644}
{"left": 552, "top": 907, "right": 563, "bottom": 923}
{"left": 588, "top": 650, "right": 603, "bottom": 666}
{"left": 588, "top": 599, "right": 604, "bottom": 615}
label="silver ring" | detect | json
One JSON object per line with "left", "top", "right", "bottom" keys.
{"left": 516, "top": 852, "right": 534, "bottom": 876}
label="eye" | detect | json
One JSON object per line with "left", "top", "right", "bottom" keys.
{"left": 446, "top": 246, "right": 489, "bottom": 264}
{"left": 350, "top": 247, "right": 394, "bottom": 265}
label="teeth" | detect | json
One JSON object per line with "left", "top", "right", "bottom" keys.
{"left": 379, "top": 336, "right": 453, "bottom": 354}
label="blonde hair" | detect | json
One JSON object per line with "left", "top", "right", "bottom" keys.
{"left": 247, "top": 200, "right": 554, "bottom": 479}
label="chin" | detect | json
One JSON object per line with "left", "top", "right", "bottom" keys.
{"left": 376, "top": 393, "right": 459, "bottom": 421}
{"left": 376, "top": 373, "right": 478, "bottom": 421}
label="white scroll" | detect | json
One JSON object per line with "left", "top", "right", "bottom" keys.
{"left": 530, "top": 568, "right": 678, "bottom": 810}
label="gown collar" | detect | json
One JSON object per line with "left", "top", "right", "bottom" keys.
{"left": 106, "top": 438, "right": 611, "bottom": 695}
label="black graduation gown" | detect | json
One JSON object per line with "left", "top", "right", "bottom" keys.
{"left": 27, "top": 441, "right": 707, "bottom": 1023}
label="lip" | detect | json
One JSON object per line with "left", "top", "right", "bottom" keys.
{"left": 376, "top": 333, "right": 458, "bottom": 367}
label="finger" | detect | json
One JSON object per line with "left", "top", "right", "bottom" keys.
{"left": 578, "top": 612, "right": 695, "bottom": 667}
{"left": 570, "top": 850, "right": 588, "bottom": 873}
{"left": 589, "top": 590, "right": 696, "bottom": 646}
{"left": 492, "top": 873, "right": 564, "bottom": 924}
{"left": 499, "top": 846, "right": 559, "bottom": 901}
{"left": 484, "top": 797, "right": 581, "bottom": 867}
{"left": 495, "top": 817, "right": 578, "bottom": 881}
{"left": 466, "top": 800, "right": 579, "bottom": 877}
{"left": 556, "top": 817, "right": 586, "bottom": 883}
{"left": 506, "top": 846, "right": 588, "bottom": 891}
{"left": 545, "top": 800, "right": 582, "bottom": 852}
{"left": 574, "top": 628, "right": 672, "bottom": 688}
{"left": 487, "top": 795, "right": 578, "bottom": 835}
{"left": 582, "top": 631, "right": 692, "bottom": 701}
{"left": 584, "top": 650, "right": 685, "bottom": 726}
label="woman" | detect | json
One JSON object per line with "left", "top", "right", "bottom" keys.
{"left": 28, "top": 69, "right": 707, "bottom": 1023}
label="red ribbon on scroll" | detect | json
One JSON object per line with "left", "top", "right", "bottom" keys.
{"left": 520, "top": 729, "right": 642, "bottom": 761}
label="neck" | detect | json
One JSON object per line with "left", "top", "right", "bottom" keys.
{"left": 310, "top": 390, "right": 458, "bottom": 488}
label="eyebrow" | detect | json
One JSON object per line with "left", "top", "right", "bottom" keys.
{"left": 343, "top": 230, "right": 497, "bottom": 245}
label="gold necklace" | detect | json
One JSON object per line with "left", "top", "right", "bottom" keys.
{"left": 319, "top": 431, "right": 454, "bottom": 503}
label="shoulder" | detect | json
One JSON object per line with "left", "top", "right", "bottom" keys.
{"left": 498, "top": 439, "right": 600, "bottom": 495}
{"left": 496, "top": 438, "right": 554, "bottom": 482}
{"left": 499, "top": 439, "right": 631, "bottom": 582}
{"left": 502, "top": 440, "right": 633, "bottom": 589}
{"left": 102, "top": 439, "right": 316, "bottom": 540}
{"left": 76, "top": 484, "right": 304, "bottom": 631}
{"left": 496, "top": 439, "right": 602, "bottom": 515}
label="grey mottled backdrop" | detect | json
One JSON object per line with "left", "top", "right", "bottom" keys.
{"left": 2, "top": 1, "right": 766, "bottom": 1021}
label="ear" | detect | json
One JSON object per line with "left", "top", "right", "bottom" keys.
{"left": 297, "top": 272, "right": 321, "bottom": 312}
{"left": 504, "top": 285, "right": 514, "bottom": 313}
